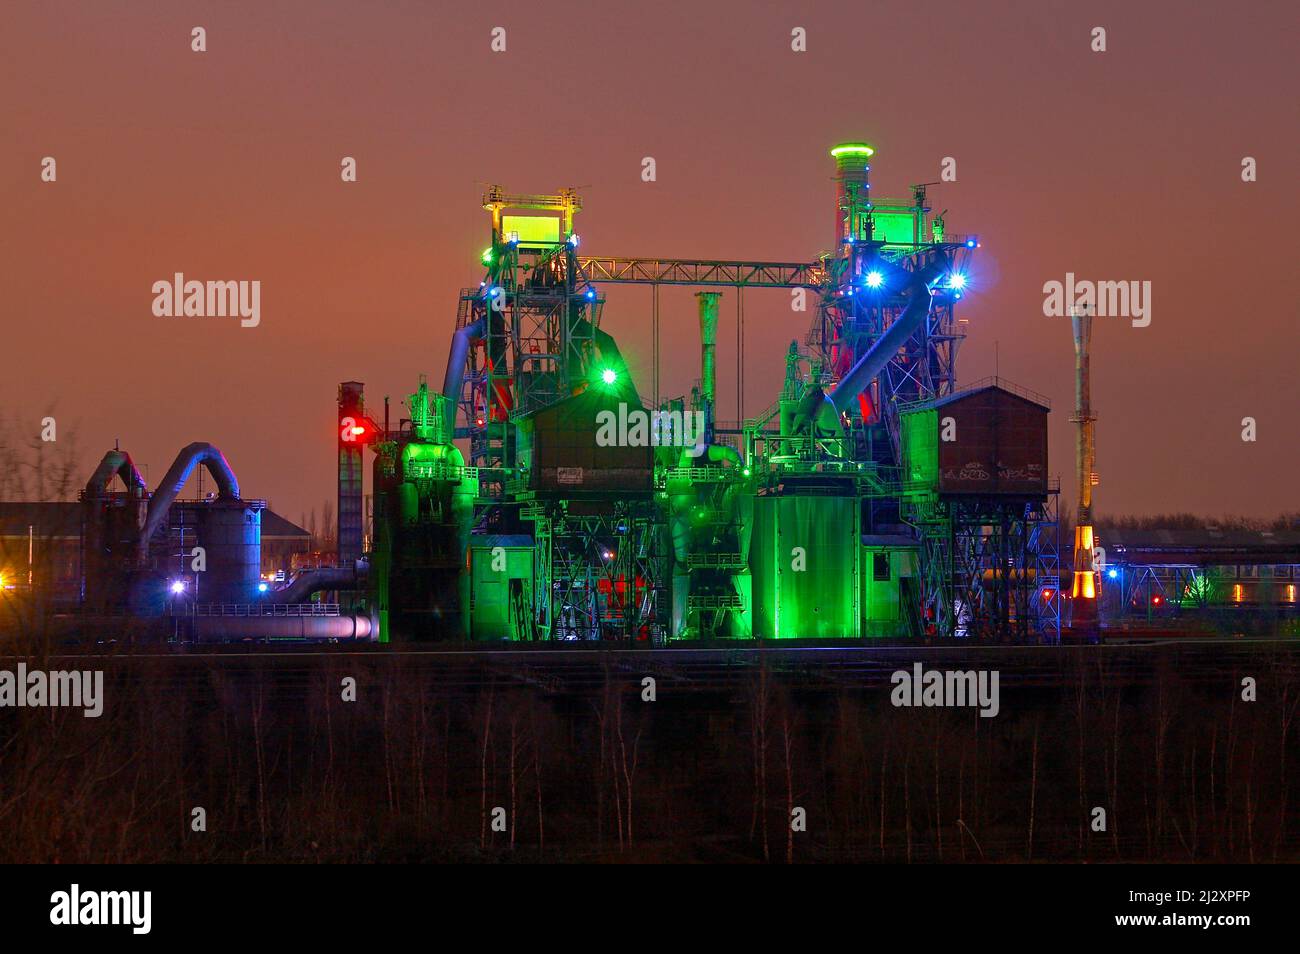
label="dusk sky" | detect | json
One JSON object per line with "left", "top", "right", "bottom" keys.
{"left": 3, "top": 0, "right": 1296, "bottom": 523}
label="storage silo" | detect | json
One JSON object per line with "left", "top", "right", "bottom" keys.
{"left": 196, "top": 499, "right": 262, "bottom": 604}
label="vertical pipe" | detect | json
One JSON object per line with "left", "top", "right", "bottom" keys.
{"left": 696, "top": 291, "right": 720, "bottom": 434}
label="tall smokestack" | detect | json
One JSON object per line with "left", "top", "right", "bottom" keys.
{"left": 831, "top": 143, "right": 875, "bottom": 244}
{"left": 696, "top": 291, "right": 720, "bottom": 438}
{"left": 338, "top": 381, "right": 365, "bottom": 570}
{"left": 1069, "top": 309, "right": 1098, "bottom": 623}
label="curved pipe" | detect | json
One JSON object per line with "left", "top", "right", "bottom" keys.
{"left": 443, "top": 316, "right": 487, "bottom": 402}
{"left": 85, "top": 450, "right": 146, "bottom": 497}
{"left": 138, "top": 443, "right": 241, "bottom": 552}
{"left": 269, "top": 564, "right": 362, "bottom": 604}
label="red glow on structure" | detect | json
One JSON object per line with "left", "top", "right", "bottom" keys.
{"left": 340, "top": 414, "right": 380, "bottom": 445}
{"left": 857, "top": 390, "right": 874, "bottom": 422}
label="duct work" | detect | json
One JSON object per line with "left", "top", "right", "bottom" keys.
{"left": 793, "top": 256, "right": 949, "bottom": 437}
{"left": 270, "top": 564, "right": 364, "bottom": 604}
{"left": 82, "top": 450, "right": 150, "bottom": 611}
{"left": 138, "top": 442, "right": 241, "bottom": 555}
{"left": 443, "top": 316, "right": 486, "bottom": 403}
{"left": 85, "top": 450, "right": 147, "bottom": 498}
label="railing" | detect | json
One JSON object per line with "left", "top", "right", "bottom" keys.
{"left": 661, "top": 466, "right": 741, "bottom": 483}
{"left": 686, "top": 553, "right": 747, "bottom": 570}
{"left": 188, "top": 603, "right": 341, "bottom": 617}
{"left": 405, "top": 463, "right": 479, "bottom": 481}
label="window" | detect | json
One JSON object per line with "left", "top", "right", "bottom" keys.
{"left": 873, "top": 553, "right": 891, "bottom": 582}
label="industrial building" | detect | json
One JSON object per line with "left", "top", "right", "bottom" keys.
{"left": 10, "top": 142, "right": 1073, "bottom": 644}
{"left": 360, "top": 142, "right": 1061, "bottom": 644}
{"left": 1096, "top": 525, "right": 1300, "bottom": 623}
{"left": 0, "top": 498, "right": 309, "bottom": 607}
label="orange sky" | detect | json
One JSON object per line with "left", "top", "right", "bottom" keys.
{"left": 3, "top": 0, "right": 1297, "bottom": 524}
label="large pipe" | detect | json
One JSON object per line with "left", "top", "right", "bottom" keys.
{"left": 829, "top": 258, "right": 947, "bottom": 413}
{"left": 191, "top": 612, "right": 374, "bottom": 641}
{"left": 138, "top": 443, "right": 240, "bottom": 554}
{"left": 793, "top": 258, "right": 948, "bottom": 435}
{"left": 269, "top": 564, "right": 363, "bottom": 604}
{"left": 85, "top": 450, "right": 147, "bottom": 497}
{"left": 443, "top": 316, "right": 487, "bottom": 403}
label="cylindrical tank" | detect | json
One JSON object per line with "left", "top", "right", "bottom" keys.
{"left": 751, "top": 494, "right": 860, "bottom": 638}
{"left": 197, "top": 500, "right": 262, "bottom": 603}
{"left": 192, "top": 612, "right": 373, "bottom": 641}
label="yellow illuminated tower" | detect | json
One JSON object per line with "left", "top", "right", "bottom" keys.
{"left": 1069, "top": 308, "right": 1099, "bottom": 624}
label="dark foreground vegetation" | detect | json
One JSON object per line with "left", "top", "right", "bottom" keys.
{"left": 1, "top": 630, "right": 1298, "bottom": 864}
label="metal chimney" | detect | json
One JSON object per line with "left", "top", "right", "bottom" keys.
{"left": 1069, "top": 309, "right": 1098, "bottom": 622}
{"left": 831, "top": 143, "right": 875, "bottom": 244}
{"left": 696, "top": 291, "right": 720, "bottom": 437}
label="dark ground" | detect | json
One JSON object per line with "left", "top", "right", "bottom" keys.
{"left": 1, "top": 637, "right": 1298, "bottom": 863}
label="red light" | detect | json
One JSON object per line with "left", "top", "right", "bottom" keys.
{"left": 1152, "top": 595, "right": 1162, "bottom": 605}
{"left": 340, "top": 414, "right": 379, "bottom": 444}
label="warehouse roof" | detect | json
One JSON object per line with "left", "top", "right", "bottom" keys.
{"left": 0, "top": 502, "right": 81, "bottom": 537}
{"left": 902, "top": 377, "right": 1051, "bottom": 413}
{"left": 0, "top": 501, "right": 309, "bottom": 540}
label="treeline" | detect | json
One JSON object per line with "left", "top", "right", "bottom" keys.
{"left": 1096, "top": 513, "right": 1300, "bottom": 532}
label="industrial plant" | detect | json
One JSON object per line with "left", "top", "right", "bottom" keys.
{"left": 6, "top": 143, "right": 1296, "bottom": 645}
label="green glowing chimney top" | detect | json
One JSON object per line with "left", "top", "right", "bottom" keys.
{"left": 830, "top": 143, "right": 875, "bottom": 158}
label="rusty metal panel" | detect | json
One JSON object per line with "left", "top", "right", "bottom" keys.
{"left": 936, "top": 389, "right": 1047, "bottom": 496}
{"left": 529, "top": 390, "right": 653, "bottom": 495}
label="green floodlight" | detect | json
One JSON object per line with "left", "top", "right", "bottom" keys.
{"left": 481, "top": 247, "right": 494, "bottom": 265}
{"left": 830, "top": 143, "right": 875, "bottom": 158}
{"left": 601, "top": 368, "right": 618, "bottom": 385}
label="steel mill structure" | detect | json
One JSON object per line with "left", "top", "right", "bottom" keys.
{"left": 365, "top": 142, "right": 1060, "bottom": 644}
{"left": 59, "top": 142, "right": 1062, "bottom": 644}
